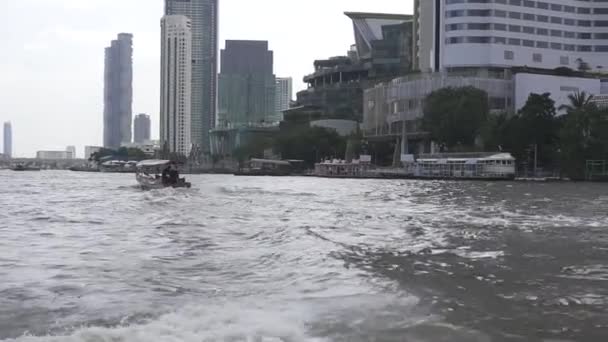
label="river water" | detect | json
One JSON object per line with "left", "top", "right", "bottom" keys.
{"left": 1, "top": 171, "right": 607, "bottom": 342}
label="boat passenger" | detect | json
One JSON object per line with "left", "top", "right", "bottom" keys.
{"left": 161, "top": 165, "right": 171, "bottom": 185}
{"left": 168, "top": 163, "right": 180, "bottom": 185}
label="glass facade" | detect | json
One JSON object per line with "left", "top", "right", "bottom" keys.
{"left": 218, "top": 40, "right": 276, "bottom": 127}
{"left": 103, "top": 33, "right": 133, "bottom": 149}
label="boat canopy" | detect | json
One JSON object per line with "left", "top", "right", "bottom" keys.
{"left": 136, "top": 160, "right": 171, "bottom": 168}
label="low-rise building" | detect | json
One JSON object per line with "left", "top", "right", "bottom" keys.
{"left": 36, "top": 150, "right": 73, "bottom": 160}
{"left": 121, "top": 141, "right": 160, "bottom": 156}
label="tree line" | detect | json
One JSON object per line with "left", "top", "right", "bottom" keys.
{"left": 423, "top": 86, "right": 608, "bottom": 179}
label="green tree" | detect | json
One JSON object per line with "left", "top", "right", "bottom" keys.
{"left": 514, "top": 93, "right": 560, "bottom": 169}
{"left": 275, "top": 126, "right": 346, "bottom": 167}
{"left": 559, "top": 93, "right": 608, "bottom": 179}
{"left": 423, "top": 86, "right": 489, "bottom": 151}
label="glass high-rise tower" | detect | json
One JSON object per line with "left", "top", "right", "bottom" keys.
{"left": 103, "top": 33, "right": 133, "bottom": 149}
{"left": 165, "top": 0, "right": 218, "bottom": 153}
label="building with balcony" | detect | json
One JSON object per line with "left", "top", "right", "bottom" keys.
{"left": 415, "top": 0, "right": 608, "bottom": 73}
{"left": 160, "top": 15, "right": 193, "bottom": 155}
{"left": 287, "top": 12, "right": 414, "bottom": 127}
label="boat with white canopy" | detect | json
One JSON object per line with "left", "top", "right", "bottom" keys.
{"left": 135, "top": 160, "right": 191, "bottom": 189}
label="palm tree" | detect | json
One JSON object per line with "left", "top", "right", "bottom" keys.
{"left": 558, "top": 91, "right": 595, "bottom": 113}
{"left": 559, "top": 91, "right": 596, "bottom": 142}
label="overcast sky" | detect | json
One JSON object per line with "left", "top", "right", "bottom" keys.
{"left": 0, "top": 0, "right": 413, "bottom": 158}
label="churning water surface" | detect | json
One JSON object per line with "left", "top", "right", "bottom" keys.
{"left": 1, "top": 171, "right": 607, "bottom": 342}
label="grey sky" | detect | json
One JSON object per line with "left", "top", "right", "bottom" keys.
{"left": 0, "top": 0, "right": 413, "bottom": 158}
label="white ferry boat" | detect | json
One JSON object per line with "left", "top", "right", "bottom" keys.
{"left": 405, "top": 153, "right": 516, "bottom": 180}
{"left": 312, "top": 153, "right": 516, "bottom": 180}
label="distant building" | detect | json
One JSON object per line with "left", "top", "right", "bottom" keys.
{"left": 160, "top": 15, "right": 193, "bottom": 155}
{"left": 134, "top": 113, "right": 151, "bottom": 143}
{"left": 165, "top": 0, "right": 219, "bottom": 153}
{"left": 84, "top": 146, "right": 103, "bottom": 159}
{"left": 275, "top": 77, "right": 292, "bottom": 117}
{"left": 37, "top": 151, "right": 72, "bottom": 160}
{"left": 218, "top": 40, "right": 277, "bottom": 127}
{"left": 3, "top": 122, "right": 12, "bottom": 158}
{"left": 121, "top": 141, "right": 160, "bottom": 156}
{"left": 591, "top": 94, "right": 608, "bottom": 109}
{"left": 104, "top": 33, "right": 133, "bottom": 149}
{"left": 66, "top": 146, "right": 76, "bottom": 159}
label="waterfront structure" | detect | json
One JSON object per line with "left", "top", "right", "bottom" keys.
{"left": 165, "top": 0, "right": 218, "bottom": 152}
{"left": 104, "top": 33, "right": 133, "bottom": 149}
{"left": 218, "top": 40, "right": 277, "bottom": 127}
{"left": 414, "top": 0, "right": 608, "bottom": 72}
{"left": 36, "top": 151, "right": 73, "bottom": 160}
{"left": 160, "top": 15, "right": 193, "bottom": 155}
{"left": 288, "top": 12, "right": 413, "bottom": 125}
{"left": 134, "top": 114, "right": 151, "bottom": 143}
{"left": 66, "top": 146, "right": 76, "bottom": 159}
{"left": 590, "top": 94, "right": 608, "bottom": 109}
{"left": 84, "top": 146, "right": 102, "bottom": 159}
{"left": 3, "top": 122, "right": 12, "bottom": 158}
{"left": 275, "top": 77, "right": 293, "bottom": 116}
{"left": 210, "top": 125, "right": 279, "bottom": 157}
{"left": 121, "top": 141, "right": 160, "bottom": 156}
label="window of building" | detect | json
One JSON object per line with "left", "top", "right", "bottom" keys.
{"left": 504, "top": 50, "right": 514, "bottom": 60}
{"left": 523, "top": 26, "right": 535, "bottom": 34}
{"left": 537, "top": 28, "right": 548, "bottom": 35}
{"left": 536, "top": 41, "right": 549, "bottom": 49}
{"left": 508, "top": 38, "right": 521, "bottom": 46}
{"left": 523, "top": 39, "right": 535, "bottom": 47}
{"left": 509, "top": 25, "right": 521, "bottom": 32}
{"left": 533, "top": 53, "right": 543, "bottom": 62}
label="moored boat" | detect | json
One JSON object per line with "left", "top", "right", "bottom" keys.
{"left": 10, "top": 164, "right": 41, "bottom": 171}
{"left": 135, "top": 160, "right": 191, "bottom": 189}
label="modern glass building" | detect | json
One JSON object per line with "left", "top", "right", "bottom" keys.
{"left": 218, "top": 40, "right": 277, "bottom": 127}
{"left": 3, "top": 121, "right": 11, "bottom": 158}
{"left": 134, "top": 113, "right": 151, "bottom": 143}
{"left": 165, "top": 0, "right": 218, "bottom": 153}
{"left": 103, "top": 33, "right": 133, "bottom": 149}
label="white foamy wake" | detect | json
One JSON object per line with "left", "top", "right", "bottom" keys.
{"left": 4, "top": 301, "right": 327, "bottom": 342}
{"left": 3, "top": 292, "right": 426, "bottom": 342}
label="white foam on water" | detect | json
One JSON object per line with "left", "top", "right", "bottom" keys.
{"left": 4, "top": 301, "right": 326, "bottom": 342}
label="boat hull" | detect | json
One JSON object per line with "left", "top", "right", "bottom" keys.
{"left": 136, "top": 173, "right": 191, "bottom": 190}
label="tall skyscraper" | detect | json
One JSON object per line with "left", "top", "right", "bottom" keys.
{"left": 275, "top": 77, "right": 293, "bottom": 115}
{"left": 160, "top": 15, "right": 193, "bottom": 155}
{"left": 165, "top": 0, "right": 218, "bottom": 152}
{"left": 104, "top": 33, "right": 133, "bottom": 149}
{"left": 3, "top": 122, "right": 12, "bottom": 158}
{"left": 134, "top": 113, "right": 151, "bottom": 143}
{"left": 218, "top": 40, "right": 276, "bottom": 127}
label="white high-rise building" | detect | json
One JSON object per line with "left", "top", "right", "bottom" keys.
{"left": 415, "top": 0, "right": 608, "bottom": 72}
{"left": 160, "top": 15, "right": 193, "bottom": 155}
{"left": 165, "top": 0, "right": 219, "bottom": 153}
{"left": 275, "top": 77, "right": 293, "bottom": 115}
